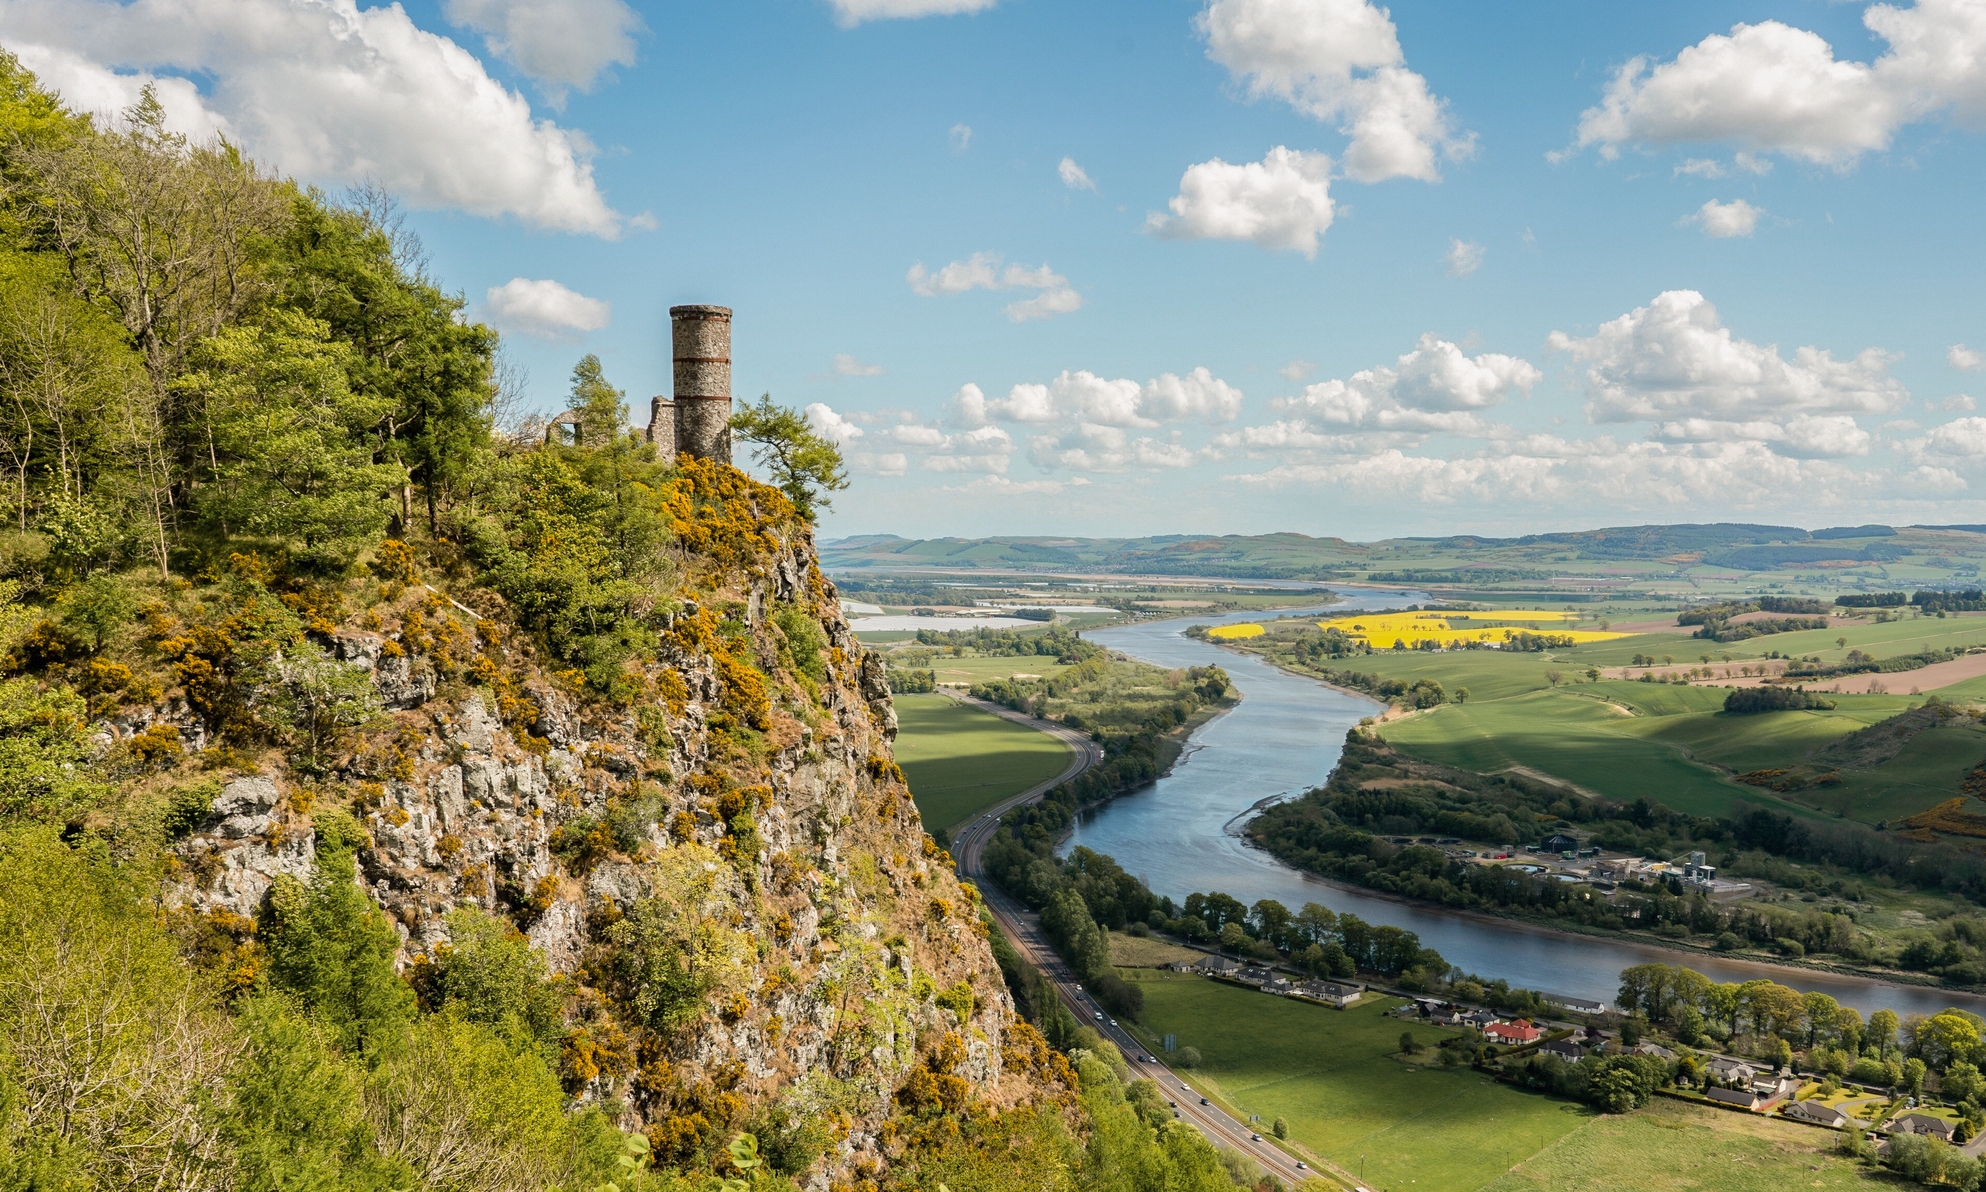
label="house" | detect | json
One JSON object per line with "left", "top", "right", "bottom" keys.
{"left": 1890, "top": 1113, "right": 1957, "bottom": 1142}
{"left": 1460, "top": 1009, "right": 1499, "bottom": 1029}
{"left": 1485, "top": 1019, "right": 1545, "bottom": 1046}
{"left": 1706, "top": 1086, "right": 1762, "bottom": 1110}
{"left": 1540, "top": 832, "right": 1581, "bottom": 854}
{"left": 1195, "top": 955, "right": 1241, "bottom": 976}
{"left": 1633, "top": 1042, "right": 1676, "bottom": 1060}
{"left": 1538, "top": 1038, "right": 1586, "bottom": 1062}
{"left": 1706, "top": 1057, "right": 1757, "bottom": 1086}
{"left": 1783, "top": 1100, "right": 1848, "bottom": 1128}
{"left": 1290, "top": 980, "right": 1361, "bottom": 1008}
{"left": 1540, "top": 992, "right": 1609, "bottom": 1015}
{"left": 1237, "top": 966, "right": 1277, "bottom": 986}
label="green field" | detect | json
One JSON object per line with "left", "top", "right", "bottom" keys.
{"left": 1123, "top": 973, "right": 1591, "bottom": 1192}
{"left": 892, "top": 694, "right": 1072, "bottom": 831}
{"left": 916, "top": 655, "right": 1074, "bottom": 684}
{"left": 1480, "top": 1096, "right": 1879, "bottom": 1192}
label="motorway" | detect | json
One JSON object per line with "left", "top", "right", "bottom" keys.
{"left": 944, "top": 693, "right": 1351, "bottom": 1189}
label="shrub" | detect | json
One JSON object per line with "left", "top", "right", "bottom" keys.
{"left": 1172, "top": 1046, "right": 1201, "bottom": 1069}
{"left": 1724, "top": 686, "right": 1836, "bottom": 714}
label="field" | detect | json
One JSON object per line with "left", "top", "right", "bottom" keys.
{"left": 1121, "top": 973, "right": 1591, "bottom": 1192}
{"left": 1478, "top": 1096, "right": 1879, "bottom": 1192}
{"left": 1106, "top": 931, "right": 1203, "bottom": 968}
{"left": 910, "top": 655, "right": 1073, "bottom": 685}
{"left": 891, "top": 694, "right": 1072, "bottom": 831}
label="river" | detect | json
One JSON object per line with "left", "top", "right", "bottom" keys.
{"left": 1063, "top": 594, "right": 1986, "bottom": 1018}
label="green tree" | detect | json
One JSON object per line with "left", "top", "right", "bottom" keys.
{"left": 1398, "top": 1031, "right": 1416, "bottom": 1056}
{"left": 261, "top": 825, "right": 416, "bottom": 1056}
{"left": 222, "top": 994, "right": 406, "bottom": 1192}
{"left": 1868, "top": 1008, "right": 1900, "bottom": 1059}
{"left": 175, "top": 309, "right": 401, "bottom": 571}
{"left": 266, "top": 641, "right": 381, "bottom": 775}
{"left": 421, "top": 907, "right": 564, "bottom": 1053}
{"left": 1906, "top": 1057, "right": 1929, "bottom": 1097}
{"left": 729, "top": 394, "right": 848, "bottom": 519}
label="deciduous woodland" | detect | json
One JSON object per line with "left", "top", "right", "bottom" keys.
{"left": 0, "top": 60, "right": 1272, "bottom": 1192}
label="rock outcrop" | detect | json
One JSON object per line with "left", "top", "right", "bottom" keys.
{"left": 165, "top": 463, "right": 1029, "bottom": 1182}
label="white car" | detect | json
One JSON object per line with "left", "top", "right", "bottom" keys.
{"left": 1093, "top": 1011, "right": 1103, "bottom": 1020}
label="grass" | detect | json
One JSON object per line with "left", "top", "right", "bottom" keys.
{"left": 912, "top": 655, "right": 1073, "bottom": 684}
{"left": 891, "top": 694, "right": 1073, "bottom": 831}
{"left": 1106, "top": 931, "right": 1202, "bottom": 968}
{"left": 1122, "top": 973, "right": 1591, "bottom": 1192}
{"left": 1478, "top": 1095, "right": 1881, "bottom": 1192}
{"left": 1381, "top": 690, "right": 1754, "bottom": 816}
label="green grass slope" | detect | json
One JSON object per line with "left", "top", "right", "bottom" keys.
{"left": 892, "top": 694, "right": 1073, "bottom": 831}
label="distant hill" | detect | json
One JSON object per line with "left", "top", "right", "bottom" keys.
{"left": 820, "top": 522, "right": 1972, "bottom": 591}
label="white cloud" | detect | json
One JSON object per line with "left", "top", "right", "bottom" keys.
{"left": 985, "top": 368, "right": 1244, "bottom": 432}
{"left": 949, "top": 122, "right": 972, "bottom": 151}
{"left": 1146, "top": 146, "right": 1335, "bottom": 258}
{"left": 1058, "top": 156, "right": 1095, "bottom": 191}
{"left": 939, "top": 474, "right": 1088, "bottom": 496}
{"left": 1948, "top": 394, "right": 1978, "bottom": 412}
{"left": 831, "top": 353, "right": 885, "bottom": 377}
{"left": 805, "top": 403, "right": 866, "bottom": 446}
{"left": 1271, "top": 333, "right": 1539, "bottom": 434}
{"left": 889, "top": 424, "right": 948, "bottom": 447}
{"left": 441, "top": 0, "right": 640, "bottom": 103}
{"left": 947, "top": 383, "right": 989, "bottom": 428}
{"left": 830, "top": 0, "right": 999, "bottom": 26}
{"left": 1572, "top": 1, "right": 1986, "bottom": 167}
{"left": 10, "top": 43, "right": 232, "bottom": 140}
{"left": 1919, "top": 417, "right": 1986, "bottom": 458}
{"left": 1196, "top": 0, "right": 1471, "bottom": 182}
{"left": 3, "top": 0, "right": 623, "bottom": 236}
{"left": 1445, "top": 238, "right": 1484, "bottom": 276}
{"left": 905, "top": 252, "right": 1082, "bottom": 321}
{"left": 989, "top": 383, "right": 1059, "bottom": 424}
{"left": 849, "top": 452, "right": 908, "bottom": 477}
{"left": 1686, "top": 198, "right": 1763, "bottom": 238}
{"left": 482, "top": 278, "right": 610, "bottom": 339}
{"left": 1280, "top": 359, "right": 1316, "bottom": 381}
{"left": 1675, "top": 157, "right": 1726, "bottom": 178}
{"left": 1952, "top": 344, "right": 1985, "bottom": 371}
{"left": 1548, "top": 290, "right": 1908, "bottom": 427}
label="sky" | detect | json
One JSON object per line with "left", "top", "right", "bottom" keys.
{"left": 6, "top": 0, "right": 1986, "bottom": 540}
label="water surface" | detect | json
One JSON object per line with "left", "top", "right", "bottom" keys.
{"left": 1065, "top": 596, "right": 1986, "bottom": 1018}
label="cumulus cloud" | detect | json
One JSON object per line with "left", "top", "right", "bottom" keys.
{"left": 1196, "top": 0, "right": 1471, "bottom": 182}
{"left": 2, "top": 0, "right": 623, "bottom": 236}
{"left": 1146, "top": 146, "right": 1336, "bottom": 257}
{"left": 830, "top": 353, "right": 884, "bottom": 377}
{"left": 1571, "top": 0, "right": 1986, "bottom": 167}
{"left": 829, "top": 0, "right": 999, "bottom": 26}
{"left": 1953, "top": 344, "right": 1985, "bottom": 371}
{"left": 1058, "top": 156, "right": 1095, "bottom": 191}
{"left": 804, "top": 404, "right": 866, "bottom": 446}
{"left": 1686, "top": 198, "right": 1763, "bottom": 238}
{"left": 905, "top": 253, "right": 1082, "bottom": 322}
{"left": 1280, "top": 360, "right": 1316, "bottom": 381}
{"left": 482, "top": 278, "right": 610, "bottom": 339}
{"left": 849, "top": 452, "right": 908, "bottom": 477}
{"left": 1270, "top": 333, "right": 1540, "bottom": 434}
{"left": 985, "top": 368, "right": 1245, "bottom": 430}
{"left": 1549, "top": 291, "right": 1908, "bottom": 433}
{"left": 1947, "top": 394, "right": 1978, "bottom": 412}
{"left": 1445, "top": 238, "right": 1484, "bottom": 276}
{"left": 441, "top": 0, "right": 641, "bottom": 103}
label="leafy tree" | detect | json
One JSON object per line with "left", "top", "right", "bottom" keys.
{"left": 418, "top": 907, "right": 564, "bottom": 1053}
{"left": 261, "top": 823, "right": 416, "bottom": 1056}
{"left": 729, "top": 394, "right": 847, "bottom": 519}
{"left": 266, "top": 641, "right": 380, "bottom": 774}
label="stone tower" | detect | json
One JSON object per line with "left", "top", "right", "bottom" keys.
{"left": 645, "top": 395, "right": 676, "bottom": 452}
{"left": 670, "top": 304, "right": 731, "bottom": 463}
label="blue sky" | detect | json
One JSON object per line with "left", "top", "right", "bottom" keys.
{"left": 7, "top": 0, "right": 1986, "bottom": 538}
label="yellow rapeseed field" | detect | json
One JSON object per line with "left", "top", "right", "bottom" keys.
{"left": 1316, "top": 609, "right": 1627, "bottom": 649}
{"left": 1206, "top": 623, "right": 1265, "bottom": 639}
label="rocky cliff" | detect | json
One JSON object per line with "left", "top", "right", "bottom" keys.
{"left": 162, "top": 460, "right": 1048, "bottom": 1183}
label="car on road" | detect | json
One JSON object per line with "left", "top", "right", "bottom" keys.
{"left": 1199, "top": 1098, "right": 1209, "bottom": 1105}
{"left": 1167, "top": 1101, "right": 1176, "bottom": 1108}
{"left": 1294, "top": 1163, "right": 1306, "bottom": 1171}
{"left": 1108, "top": 1019, "right": 1117, "bottom": 1027}
{"left": 1250, "top": 1134, "right": 1261, "bottom": 1142}
{"left": 1092, "top": 1011, "right": 1102, "bottom": 1020}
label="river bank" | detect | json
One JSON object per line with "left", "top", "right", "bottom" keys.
{"left": 1067, "top": 598, "right": 1986, "bottom": 1017}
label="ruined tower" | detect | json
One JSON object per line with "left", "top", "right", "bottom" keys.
{"left": 670, "top": 304, "right": 732, "bottom": 463}
{"left": 645, "top": 395, "right": 676, "bottom": 452}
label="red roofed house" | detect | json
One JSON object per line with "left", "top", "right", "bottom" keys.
{"left": 1485, "top": 1019, "right": 1544, "bottom": 1046}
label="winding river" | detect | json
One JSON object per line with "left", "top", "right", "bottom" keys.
{"left": 1062, "top": 594, "right": 1986, "bottom": 1018}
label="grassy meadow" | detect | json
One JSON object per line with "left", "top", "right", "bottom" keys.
{"left": 1226, "top": 609, "right": 1986, "bottom": 824}
{"left": 892, "top": 694, "right": 1073, "bottom": 831}
{"left": 1121, "top": 972, "right": 1592, "bottom": 1192}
